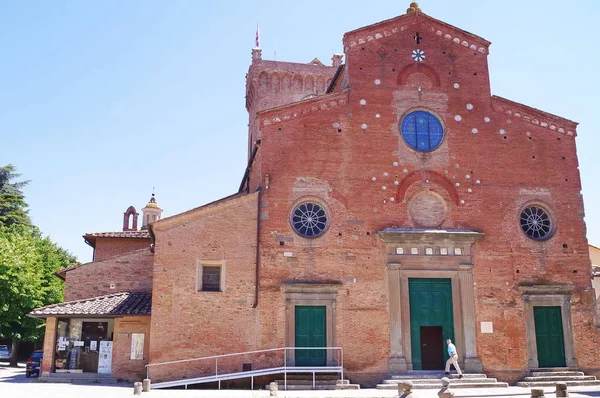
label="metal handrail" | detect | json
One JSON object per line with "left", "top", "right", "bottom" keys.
{"left": 145, "top": 346, "right": 344, "bottom": 390}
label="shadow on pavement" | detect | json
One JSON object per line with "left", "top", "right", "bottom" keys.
{"left": 0, "top": 363, "right": 37, "bottom": 384}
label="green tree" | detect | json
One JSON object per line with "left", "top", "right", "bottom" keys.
{"left": 0, "top": 165, "right": 76, "bottom": 365}
{"left": 0, "top": 164, "right": 31, "bottom": 227}
{"left": 0, "top": 224, "right": 76, "bottom": 366}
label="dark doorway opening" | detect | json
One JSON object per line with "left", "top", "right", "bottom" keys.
{"left": 420, "top": 326, "right": 443, "bottom": 370}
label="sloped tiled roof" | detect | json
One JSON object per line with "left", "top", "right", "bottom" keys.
{"left": 84, "top": 231, "right": 150, "bottom": 239}
{"left": 29, "top": 291, "right": 151, "bottom": 318}
{"left": 83, "top": 231, "right": 150, "bottom": 248}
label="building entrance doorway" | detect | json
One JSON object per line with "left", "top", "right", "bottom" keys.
{"left": 295, "top": 306, "right": 326, "bottom": 366}
{"left": 420, "top": 326, "right": 444, "bottom": 370}
{"left": 409, "top": 278, "right": 454, "bottom": 370}
{"left": 534, "top": 306, "right": 566, "bottom": 367}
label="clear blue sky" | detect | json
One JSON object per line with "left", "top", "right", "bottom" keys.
{"left": 1, "top": 1, "right": 599, "bottom": 263}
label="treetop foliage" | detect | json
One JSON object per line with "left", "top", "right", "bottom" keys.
{"left": 0, "top": 164, "right": 77, "bottom": 342}
{"left": 0, "top": 164, "right": 31, "bottom": 227}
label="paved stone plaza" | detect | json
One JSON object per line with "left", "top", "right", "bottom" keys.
{"left": 2, "top": 363, "right": 600, "bottom": 398}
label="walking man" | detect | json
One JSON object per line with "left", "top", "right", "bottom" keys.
{"left": 445, "top": 338, "right": 463, "bottom": 379}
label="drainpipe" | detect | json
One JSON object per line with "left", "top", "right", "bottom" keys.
{"left": 239, "top": 140, "right": 261, "bottom": 193}
{"left": 253, "top": 188, "right": 262, "bottom": 308}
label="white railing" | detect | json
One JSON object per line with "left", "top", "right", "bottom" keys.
{"left": 145, "top": 346, "right": 343, "bottom": 390}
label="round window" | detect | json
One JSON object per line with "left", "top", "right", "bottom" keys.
{"left": 291, "top": 202, "right": 328, "bottom": 238}
{"left": 520, "top": 205, "right": 553, "bottom": 240}
{"left": 400, "top": 110, "right": 444, "bottom": 151}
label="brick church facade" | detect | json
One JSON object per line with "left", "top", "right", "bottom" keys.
{"left": 31, "top": 3, "right": 600, "bottom": 386}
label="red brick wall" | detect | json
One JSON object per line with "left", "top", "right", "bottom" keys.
{"left": 112, "top": 316, "right": 151, "bottom": 381}
{"left": 64, "top": 249, "right": 153, "bottom": 301}
{"left": 247, "top": 11, "right": 598, "bottom": 383}
{"left": 146, "top": 11, "right": 600, "bottom": 386}
{"left": 94, "top": 238, "right": 150, "bottom": 262}
{"left": 41, "top": 317, "right": 57, "bottom": 376}
{"left": 148, "top": 193, "right": 260, "bottom": 382}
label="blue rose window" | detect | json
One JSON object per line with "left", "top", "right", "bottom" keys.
{"left": 400, "top": 110, "right": 444, "bottom": 151}
{"left": 291, "top": 202, "right": 328, "bottom": 238}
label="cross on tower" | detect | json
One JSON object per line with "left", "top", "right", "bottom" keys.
{"left": 414, "top": 32, "right": 422, "bottom": 44}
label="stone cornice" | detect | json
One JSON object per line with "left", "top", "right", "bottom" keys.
{"left": 518, "top": 284, "right": 575, "bottom": 295}
{"left": 258, "top": 91, "right": 348, "bottom": 127}
{"left": 281, "top": 281, "right": 342, "bottom": 294}
{"left": 492, "top": 96, "right": 577, "bottom": 136}
{"left": 378, "top": 228, "right": 483, "bottom": 245}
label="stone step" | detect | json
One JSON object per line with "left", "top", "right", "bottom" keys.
{"left": 522, "top": 375, "right": 596, "bottom": 382}
{"left": 274, "top": 380, "right": 338, "bottom": 385}
{"left": 517, "top": 380, "right": 600, "bottom": 388}
{"left": 531, "top": 371, "right": 585, "bottom": 377}
{"left": 382, "top": 377, "right": 498, "bottom": 385}
{"left": 39, "top": 374, "right": 120, "bottom": 384}
{"left": 391, "top": 373, "right": 487, "bottom": 380}
{"left": 273, "top": 379, "right": 360, "bottom": 390}
{"left": 377, "top": 381, "right": 509, "bottom": 389}
{"left": 278, "top": 373, "right": 340, "bottom": 380}
{"left": 276, "top": 384, "right": 340, "bottom": 391}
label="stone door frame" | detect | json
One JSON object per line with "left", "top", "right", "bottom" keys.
{"left": 520, "top": 285, "right": 578, "bottom": 369}
{"left": 379, "top": 228, "right": 484, "bottom": 374}
{"left": 282, "top": 282, "right": 339, "bottom": 366}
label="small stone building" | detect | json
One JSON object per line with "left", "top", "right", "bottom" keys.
{"left": 32, "top": 3, "right": 600, "bottom": 385}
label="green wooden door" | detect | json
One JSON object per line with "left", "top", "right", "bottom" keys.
{"left": 295, "top": 306, "right": 326, "bottom": 366}
{"left": 409, "top": 278, "right": 454, "bottom": 370}
{"left": 534, "top": 306, "right": 566, "bottom": 367}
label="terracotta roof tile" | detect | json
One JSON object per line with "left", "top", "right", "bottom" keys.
{"left": 29, "top": 291, "right": 151, "bottom": 318}
{"left": 84, "top": 231, "right": 150, "bottom": 239}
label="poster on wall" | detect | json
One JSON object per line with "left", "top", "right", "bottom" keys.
{"left": 98, "top": 341, "right": 113, "bottom": 374}
{"left": 90, "top": 341, "right": 97, "bottom": 351}
{"left": 69, "top": 347, "right": 78, "bottom": 370}
{"left": 130, "top": 333, "right": 144, "bottom": 360}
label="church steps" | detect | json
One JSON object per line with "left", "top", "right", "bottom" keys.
{"left": 377, "top": 373, "right": 508, "bottom": 389}
{"left": 521, "top": 375, "right": 596, "bottom": 382}
{"left": 390, "top": 373, "right": 486, "bottom": 379}
{"left": 517, "top": 370, "right": 600, "bottom": 388}
{"left": 516, "top": 380, "right": 600, "bottom": 388}
{"left": 383, "top": 377, "right": 501, "bottom": 384}
{"left": 377, "top": 381, "right": 509, "bottom": 389}
{"left": 531, "top": 371, "right": 584, "bottom": 377}
{"left": 272, "top": 378, "right": 360, "bottom": 390}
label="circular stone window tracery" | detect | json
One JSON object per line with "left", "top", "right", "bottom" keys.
{"left": 520, "top": 205, "right": 553, "bottom": 240}
{"left": 291, "top": 202, "right": 328, "bottom": 238}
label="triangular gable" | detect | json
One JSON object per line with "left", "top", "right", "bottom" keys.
{"left": 150, "top": 191, "right": 258, "bottom": 232}
{"left": 55, "top": 247, "right": 152, "bottom": 280}
{"left": 309, "top": 58, "right": 325, "bottom": 66}
{"left": 343, "top": 9, "right": 490, "bottom": 53}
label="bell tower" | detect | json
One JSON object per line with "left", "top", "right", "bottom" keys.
{"left": 122, "top": 206, "right": 139, "bottom": 231}
{"left": 141, "top": 193, "right": 163, "bottom": 229}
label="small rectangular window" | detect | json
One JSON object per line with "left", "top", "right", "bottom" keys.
{"left": 196, "top": 260, "right": 226, "bottom": 292}
{"left": 202, "top": 266, "right": 221, "bottom": 292}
